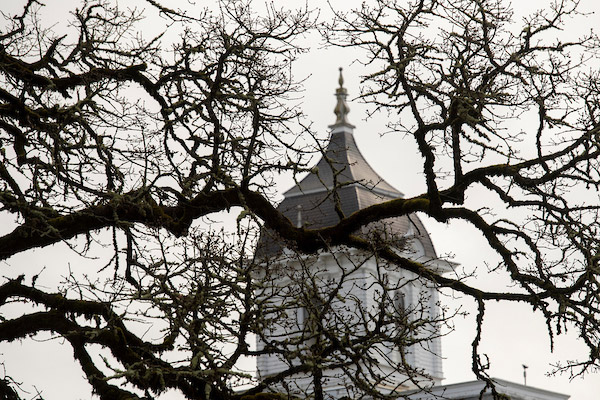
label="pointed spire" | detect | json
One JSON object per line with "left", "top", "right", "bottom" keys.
{"left": 329, "top": 68, "right": 355, "bottom": 129}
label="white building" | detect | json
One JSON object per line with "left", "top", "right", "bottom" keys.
{"left": 254, "top": 69, "right": 569, "bottom": 400}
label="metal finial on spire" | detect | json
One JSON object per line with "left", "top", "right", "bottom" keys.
{"left": 330, "top": 67, "right": 354, "bottom": 128}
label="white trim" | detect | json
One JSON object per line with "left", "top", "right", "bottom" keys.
{"left": 328, "top": 123, "right": 356, "bottom": 133}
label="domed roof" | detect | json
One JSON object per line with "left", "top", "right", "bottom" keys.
{"left": 256, "top": 69, "right": 437, "bottom": 260}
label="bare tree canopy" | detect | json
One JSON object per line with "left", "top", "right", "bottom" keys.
{"left": 0, "top": 0, "right": 599, "bottom": 399}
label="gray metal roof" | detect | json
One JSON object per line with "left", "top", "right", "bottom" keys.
{"left": 284, "top": 126, "right": 403, "bottom": 199}
{"left": 255, "top": 125, "right": 437, "bottom": 259}
{"left": 255, "top": 70, "right": 436, "bottom": 260}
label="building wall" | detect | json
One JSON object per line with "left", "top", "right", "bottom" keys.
{"left": 256, "top": 244, "right": 444, "bottom": 396}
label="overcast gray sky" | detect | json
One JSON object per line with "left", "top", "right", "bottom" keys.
{"left": 1, "top": 0, "right": 600, "bottom": 399}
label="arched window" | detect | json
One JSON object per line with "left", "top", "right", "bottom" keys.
{"left": 394, "top": 291, "right": 406, "bottom": 321}
{"left": 298, "top": 290, "right": 324, "bottom": 333}
{"left": 393, "top": 290, "right": 413, "bottom": 366}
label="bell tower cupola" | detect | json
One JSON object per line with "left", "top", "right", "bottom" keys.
{"left": 255, "top": 70, "right": 448, "bottom": 398}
